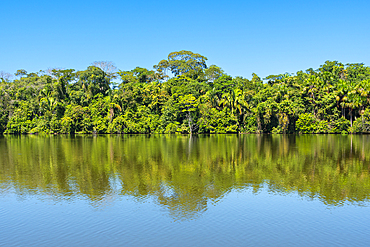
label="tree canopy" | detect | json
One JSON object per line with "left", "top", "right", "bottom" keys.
{"left": 1, "top": 51, "right": 370, "bottom": 134}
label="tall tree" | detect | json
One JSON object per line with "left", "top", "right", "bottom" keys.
{"left": 154, "top": 50, "right": 208, "bottom": 79}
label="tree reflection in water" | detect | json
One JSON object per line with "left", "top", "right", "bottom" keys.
{"left": 0, "top": 134, "right": 369, "bottom": 219}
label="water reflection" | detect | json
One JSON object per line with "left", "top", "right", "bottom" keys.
{"left": 0, "top": 134, "right": 370, "bottom": 218}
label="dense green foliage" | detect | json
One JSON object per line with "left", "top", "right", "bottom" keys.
{"left": 1, "top": 51, "right": 370, "bottom": 134}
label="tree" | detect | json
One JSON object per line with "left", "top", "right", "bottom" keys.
{"left": 154, "top": 50, "right": 208, "bottom": 79}
{"left": 178, "top": 94, "right": 199, "bottom": 134}
{"left": 2, "top": 55, "right": 370, "bottom": 135}
{"left": 118, "top": 67, "right": 158, "bottom": 84}
{"left": 91, "top": 61, "right": 118, "bottom": 80}
{"left": 15, "top": 69, "right": 27, "bottom": 78}
{"left": 50, "top": 68, "right": 75, "bottom": 101}
{"left": 0, "top": 71, "right": 13, "bottom": 82}
{"left": 204, "top": 65, "right": 224, "bottom": 83}
{"left": 77, "top": 66, "right": 111, "bottom": 98}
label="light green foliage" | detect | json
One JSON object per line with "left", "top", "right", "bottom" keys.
{"left": 118, "top": 67, "right": 158, "bottom": 84}
{"left": 121, "top": 106, "right": 159, "bottom": 133}
{"left": 165, "top": 122, "right": 180, "bottom": 133}
{"left": 154, "top": 50, "right": 207, "bottom": 79}
{"left": 331, "top": 116, "right": 350, "bottom": 133}
{"left": 204, "top": 65, "right": 224, "bottom": 83}
{"left": 159, "top": 98, "right": 180, "bottom": 133}
{"left": 296, "top": 113, "right": 318, "bottom": 133}
{"left": 198, "top": 107, "right": 238, "bottom": 133}
{"left": 351, "top": 109, "right": 370, "bottom": 133}
{"left": 62, "top": 104, "right": 92, "bottom": 133}
{"left": 296, "top": 113, "right": 330, "bottom": 134}
{"left": 5, "top": 101, "right": 36, "bottom": 134}
{"left": 0, "top": 89, "right": 10, "bottom": 133}
{"left": 241, "top": 115, "right": 258, "bottom": 133}
{"left": 316, "top": 120, "right": 329, "bottom": 133}
{"left": 1, "top": 53, "right": 370, "bottom": 135}
{"left": 178, "top": 94, "right": 198, "bottom": 134}
{"left": 77, "top": 66, "right": 111, "bottom": 99}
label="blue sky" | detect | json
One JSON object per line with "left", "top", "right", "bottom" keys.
{"left": 1, "top": 0, "right": 369, "bottom": 79}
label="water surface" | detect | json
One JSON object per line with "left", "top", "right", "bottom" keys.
{"left": 1, "top": 134, "right": 370, "bottom": 246}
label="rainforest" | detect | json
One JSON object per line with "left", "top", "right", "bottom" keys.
{"left": 1, "top": 50, "right": 370, "bottom": 135}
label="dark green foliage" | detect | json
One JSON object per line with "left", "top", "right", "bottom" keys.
{"left": 1, "top": 53, "right": 370, "bottom": 135}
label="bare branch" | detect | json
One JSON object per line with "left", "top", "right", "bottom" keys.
{"left": 0, "top": 71, "right": 13, "bottom": 81}
{"left": 91, "top": 61, "right": 118, "bottom": 79}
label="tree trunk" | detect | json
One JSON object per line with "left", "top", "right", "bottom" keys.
{"left": 187, "top": 112, "right": 193, "bottom": 135}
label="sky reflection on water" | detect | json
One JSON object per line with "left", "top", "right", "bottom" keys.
{"left": 1, "top": 134, "right": 370, "bottom": 246}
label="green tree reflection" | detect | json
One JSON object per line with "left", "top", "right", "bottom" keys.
{"left": 0, "top": 135, "right": 369, "bottom": 218}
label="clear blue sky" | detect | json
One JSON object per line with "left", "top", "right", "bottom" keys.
{"left": 1, "top": 0, "right": 369, "bottom": 79}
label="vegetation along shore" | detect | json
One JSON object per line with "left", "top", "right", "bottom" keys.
{"left": 1, "top": 50, "right": 370, "bottom": 135}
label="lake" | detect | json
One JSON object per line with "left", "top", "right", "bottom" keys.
{"left": 1, "top": 134, "right": 370, "bottom": 246}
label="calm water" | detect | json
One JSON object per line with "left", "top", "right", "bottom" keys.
{"left": 1, "top": 134, "right": 370, "bottom": 246}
